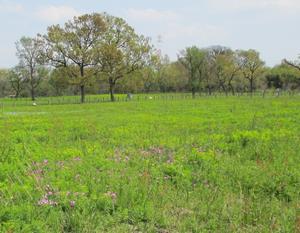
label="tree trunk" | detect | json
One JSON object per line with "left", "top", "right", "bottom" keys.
{"left": 80, "top": 65, "right": 85, "bottom": 103}
{"left": 220, "top": 83, "right": 227, "bottom": 95}
{"left": 80, "top": 85, "right": 85, "bottom": 103}
{"left": 31, "top": 86, "right": 35, "bottom": 101}
{"left": 229, "top": 84, "right": 235, "bottom": 96}
{"left": 15, "top": 82, "right": 20, "bottom": 98}
{"left": 224, "top": 88, "right": 228, "bottom": 96}
{"left": 250, "top": 79, "right": 254, "bottom": 96}
{"left": 30, "top": 71, "right": 35, "bottom": 101}
{"left": 15, "top": 90, "right": 20, "bottom": 98}
{"left": 208, "top": 86, "right": 212, "bottom": 96}
{"left": 192, "top": 88, "right": 196, "bottom": 99}
{"left": 109, "top": 81, "right": 115, "bottom": 102}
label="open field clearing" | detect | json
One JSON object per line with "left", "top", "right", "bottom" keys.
{"left": 0, "top": 96, "right": 299, "bottom": 232}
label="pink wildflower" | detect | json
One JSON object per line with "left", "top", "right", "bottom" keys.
{"left": 37, "top": 194, "right": 57, "bottom": 206}
{"left": 32, "top": 169, "right": 43, "bottom": 175}
{"left": 70, "top": 200, "right": 76, "bottom": 208}
{"left": 106, "top": 191, "right": 117, "bottom": 201}
{"left": 57, "top": 161, "right": 64, "bottom": 167}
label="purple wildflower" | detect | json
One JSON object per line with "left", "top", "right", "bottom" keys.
{"left": 43, "top": 160, "right": 49, "bottom": 165}
{"left": 70, "top": 201, "right": 76, "bottom": 208}
{"left": 106, "top": 191, "right": 117, "bottom": 201}
{"left": 37, "top": 194, "right": 57, "bottom": 206}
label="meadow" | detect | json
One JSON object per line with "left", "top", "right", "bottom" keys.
{"left": 0, "top": 96, "right": 299, "bottom": 232}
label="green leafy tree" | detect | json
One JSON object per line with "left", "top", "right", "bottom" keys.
{"left": 97, "top": 14, "right": 155, "bottom": 102}
{"left": 0, "top": 69, "right": 10, "bottom": 97}
{"left": 40, "top": 13, "right": 106, "bottom": 103}
{"left": 158, "top": 61, "right": 188, "bottom": 92}
{"left": 268, "top": 64, "right": 300, "bottom": 90}
{"left": 48, "top": 68, "right": 71, "bottom": 96}
{"left": 214, "top": 50, "right": 241, "bottom": 95}
{"left": 178, "top": 46, "right": 206, "bottom": 97}
{"left": 8, "top": 66, "right": 27, "bottom": 98}
{"left": 237, "top": 49, "right": 265, "bottom": 94}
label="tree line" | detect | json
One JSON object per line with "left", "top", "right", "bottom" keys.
{"left": 0, "top": 12, "right": 299, "bottom": 102}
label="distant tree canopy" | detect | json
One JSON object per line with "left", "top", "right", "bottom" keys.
{"left": 267, "top": 64, "right": 300, "bottom": 90}
{"left": 237, "top": 49, "right": 265, "bottom": 94}
{"left": 0, "top": 13, "right": 299, "bottom": 100}
{"left": 0, "top": 69, "right": 10, "bottom": 98}
{"left": 178, "top": 46, "right": 206, "bottom": 97}
{"left": 177, "top": 46, "right": 266, "bottom": 96}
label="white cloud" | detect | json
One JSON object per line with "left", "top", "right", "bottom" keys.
{"left": 164, "top": 24, "right": 226, "bottom": 42}
{"left": 36, "top": 5, "right": 81, "bottom": 23}
{"left": 209, "top": 0, "right": 300, "bottom": 10}
{"left": 0, "top": 1, "right": 23, "bottom": 13}
{"left": 125, "top": 9, "right": 226, "bottom": 43}
{"left": 123, "top": 8, "right": 227, "bottom": 57}
{"left": 126, "top": 8, "right": 179, "bottom": 22}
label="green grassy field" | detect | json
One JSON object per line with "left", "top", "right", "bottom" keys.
{"left": 0, "top": 96, "right": 299, "bottom": 232}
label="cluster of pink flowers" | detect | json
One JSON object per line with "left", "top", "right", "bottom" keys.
{"left": 105, "top": 191, "right": 117, "bottom": 201}
{"left": 113, "top": 149, "right": 131, "bottom": 163}
{"left": 150, "top": 146, "right": 165, "bottom": 155}
{"left": 37, "top": 192, "right": 57, "bottom": 207}
{"left": 73, "top": 157, "right": 82, "bottom": 162}
{"left": 30, "top": 160, "right": 50, "bottom": 180}
{"left": 38, "top": 189, "right": 81, "bottom": 208}
{"left": 140, "top": 147, "right": 174, "bottom": 164}
{"left": 43, "top": 160, "right": 49, "bottom": 165}
{"left": 32, "top": 169, "right": 44, "bottom": 175}
{"left": 70, "top": 200, "right": 76, "bottom": 208}
{"left": 32, "top": 159, "right": 49, "bottom": 167}
{"left": 166, "top": 155, "right": 174, "bottom": 164}
{"left": 38, "top": 198, "right": 58, "bottom": 206}
{"left": 56, "top": 161, "right": 65, "bottom": 168}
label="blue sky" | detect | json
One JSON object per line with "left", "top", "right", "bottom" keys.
{"left": 0, "top": 0, "right": 299, "bottom": 68}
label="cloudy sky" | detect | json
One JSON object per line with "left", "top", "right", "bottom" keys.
{"left": 0, "top": 0, "right": 299, "bottom": 68}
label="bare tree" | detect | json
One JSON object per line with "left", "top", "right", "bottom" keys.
{"left": 284, "top": 58, "right": 300, "bottom": 71}
{"left": 16, "top": 37, "right": 45, "bottom": 101}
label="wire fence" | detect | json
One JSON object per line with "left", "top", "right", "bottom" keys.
{"left": 0, "top": 91, "right": 299, "bottom": 108}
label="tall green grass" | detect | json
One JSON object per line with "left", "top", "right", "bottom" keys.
{"left": 0, "top": 96, "right": 299, "bottom": 232}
